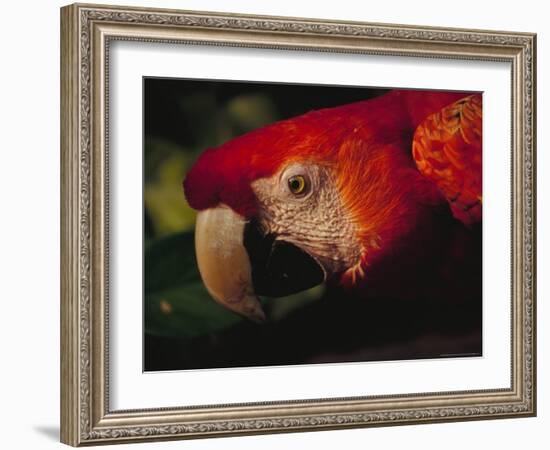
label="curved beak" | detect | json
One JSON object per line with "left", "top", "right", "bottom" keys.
{"left": 195, "top": 205, "right": 326, "bottom": 322}
{"left": 195, "top": 206, "right": 266, "bottom": 322}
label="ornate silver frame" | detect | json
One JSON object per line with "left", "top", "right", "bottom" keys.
{"left": 60, "top": 3, "right": 536, "bottom": 446}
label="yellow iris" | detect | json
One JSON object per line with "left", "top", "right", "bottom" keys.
{"left": 288, "top": 175, "right": 306, "bottom": 195}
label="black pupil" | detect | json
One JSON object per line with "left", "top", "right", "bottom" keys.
{"left": 290, "top": 178, "right": 301, "bottom": 191}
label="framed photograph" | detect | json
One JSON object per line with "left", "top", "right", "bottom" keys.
{"left": 60, "top": 3, "right": 536, "bottom": 446}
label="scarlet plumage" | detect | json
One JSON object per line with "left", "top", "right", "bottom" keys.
{"left": 184, "top": 90, "right": 471, "bottom": 217}
{"left": 184, "top": 89, "right": 482, "bottom": 298}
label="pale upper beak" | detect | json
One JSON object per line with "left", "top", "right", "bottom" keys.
{"left": 195, "top": 206, "right": 266, "bottom": 322}
{"left": 194, "top": 205, "right": 326, "bottom": 322}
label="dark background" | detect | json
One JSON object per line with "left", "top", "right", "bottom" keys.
{"left": 143, "top": 78, "right": 482, "bottom": 371}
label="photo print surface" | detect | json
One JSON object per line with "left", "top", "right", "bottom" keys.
{"left": 143, "top": 78, "right": 482, "bottom": 372}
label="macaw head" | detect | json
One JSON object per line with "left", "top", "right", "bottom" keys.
{"left": 183, "top": 90, "right": 476, "bottom": 321}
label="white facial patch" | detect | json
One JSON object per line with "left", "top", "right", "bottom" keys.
{"left": 251, "top": 163, "right": 362, "bottom": 276}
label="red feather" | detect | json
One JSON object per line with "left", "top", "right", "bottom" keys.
{"left": 184, "top": 88, "right": 481, "bottom": 299}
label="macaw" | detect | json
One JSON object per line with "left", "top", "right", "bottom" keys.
{"left": 183, "top": 89, "right": 482, "bottom": 322}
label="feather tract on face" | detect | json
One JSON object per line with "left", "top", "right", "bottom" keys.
{"left": 143, "top": 79, "right": 482, "bottom": 371}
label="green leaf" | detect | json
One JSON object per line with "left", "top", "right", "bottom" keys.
{"left": 144, "top": 231, "right": 243, "bottom": 338}
{"left": 145, "top": 284, "right": 243, "bottom": 338}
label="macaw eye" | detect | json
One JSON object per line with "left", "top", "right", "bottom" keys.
{"left": 287, "top": 175, "right": 308, "bottom": 195}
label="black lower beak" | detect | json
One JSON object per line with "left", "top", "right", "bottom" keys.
{"left": 243, "top": 220, "right": 326, "bottom": 297}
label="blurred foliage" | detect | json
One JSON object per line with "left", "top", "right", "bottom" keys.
{"left": 144, "top": 143, "right": 196, "bottom": 236}
{"left": 145, "top": 232, "right": 241, "bottom": 338}
{"left": 226, "top": 93, "right": 278, "bottom": 131}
